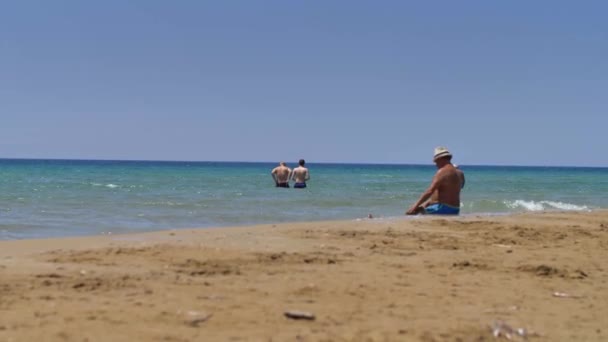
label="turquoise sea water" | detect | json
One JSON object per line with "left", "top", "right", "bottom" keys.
{"left": 1, "top": 159, "right": 607, "bottom": 240}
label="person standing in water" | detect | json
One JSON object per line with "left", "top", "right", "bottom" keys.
{"left": 271, "top": 161, "right": 292, "bottom": 188}
{"left": 291, "top": 159, "right": 310, "bottom": 189}
{"left": 406, "top": 147, "right": 462, "bottom": 215}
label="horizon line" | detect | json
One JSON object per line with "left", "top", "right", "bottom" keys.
{"left": 0, "top": 157, "right": 606, "bottom": 169}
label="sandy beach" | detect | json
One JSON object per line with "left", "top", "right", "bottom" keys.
{"left": 1, "top": 211, "right": 607, "bottom": 341}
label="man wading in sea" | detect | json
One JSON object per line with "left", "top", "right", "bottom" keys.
{"left": 271, "top": 162, "right": 292, "bottom": 188}
{"left": 291, "top": 159, "right": 310, "bottom": 189}
{"left": 406, "top": 147, "right": 463, "bottom": 215}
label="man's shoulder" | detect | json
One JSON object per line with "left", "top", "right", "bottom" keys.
{"left": 436, "top": 166, "right": 456, "bottom": 177}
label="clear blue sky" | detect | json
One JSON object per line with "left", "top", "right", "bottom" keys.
{"left": 1, "top": 1, "right": 606, "bottom": 166}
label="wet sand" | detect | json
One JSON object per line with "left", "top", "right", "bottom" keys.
{"left": 1, "top": 211, "right": 607, "bottom": 341}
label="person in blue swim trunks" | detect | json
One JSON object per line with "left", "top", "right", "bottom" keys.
{"left": 291, "top": 159, "right": 310, "bottom": 189}
{"left": 423, "top": 202, "right": 461, "bottom": 215}
{"left": 406, "top": 147, "right": 463, "bottom": 215}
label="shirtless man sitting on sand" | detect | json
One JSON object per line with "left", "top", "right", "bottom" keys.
{"left": 271, "top": 162, "right": 292, "bottom": 188}
{"left": 291, "top": 159, "right": 310, "bottom": 189}
{"left": 406, "top": 147, "right": 463, "bottom": 215}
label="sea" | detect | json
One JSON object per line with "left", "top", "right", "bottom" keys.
{"left": 1, "top": 159, "right": 606, "bottom": 240}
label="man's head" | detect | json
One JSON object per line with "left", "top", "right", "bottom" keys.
{"left": 280, "top": 161, "right": 286, "bottom": 166}
{"left": 299, "top": 159, "right": 306, "bottom": 167}
{"left": 433, "top": 146, "right": 452, "bottom": 167}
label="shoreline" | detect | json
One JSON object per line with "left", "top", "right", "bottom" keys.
{"left": 1, "top": 208, "right": 598, "bottom": 243}
{"left": 1, "top": 210, "right": 607, "bottom": 341}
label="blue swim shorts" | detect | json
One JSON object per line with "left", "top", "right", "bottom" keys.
{"left": 294, "top": 182, "right": 307, "bottom": 189}
{"left": 424, "top": 203, "right": 460, "bottom": 215}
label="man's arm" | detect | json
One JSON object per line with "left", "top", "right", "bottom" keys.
{"left": 271, "top": 168, "right": 278, "bottom": 184}
{"left": 291, "top": 169, "right": 299, "bottom": 181}
{"left": 305, "top": 169, "right": 310, "bottom": 181}
{"left": 406, "top": 173, "right": 442, "bottom": 214}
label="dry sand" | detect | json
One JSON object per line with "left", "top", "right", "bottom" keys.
{"left": 1, "top": 211, "right": 607, "bottom": 341}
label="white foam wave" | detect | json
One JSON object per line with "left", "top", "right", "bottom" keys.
{"left": 505, "top": 200, "right": 589, "bottom": 212}
{"left": 542, "top": 201, "right": 590, "bottom": 211}
{"left": 91, "top": 183, "right": 126, "bottom": 189}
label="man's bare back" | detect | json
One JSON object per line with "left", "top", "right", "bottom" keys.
{"left": 271, "top": 162, "right": 291, "bottom": 187}
{"left": 291, "top": 159, "right": 310, "bottom": 189}
{"left": 426, "top": 165, "right": 463, "bottom": 206}
{"left": 429, "top": 164, "right": 461, "bottom": 207}
{"left": 291, "top": 167, "right": 309, "bottom": 182}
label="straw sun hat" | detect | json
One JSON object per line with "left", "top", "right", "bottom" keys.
{"left": 433, "top": 146, "right": 452, "bottom": 162}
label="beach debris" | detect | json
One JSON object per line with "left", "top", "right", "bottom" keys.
{"left": 553, "top": 291, "right": 583, "bottom": 299}
{"left": 490, "top": 320, "right": 541, "bottom": 340}
{"left": 79, "top": 270, "right": 87, "bottom": 275}
{"left": 184, "top": 311, "right": 212, "bottom": 327}
{"left": 284, "top": 310, "right": 316, "bottom": 321}
{"left": 573, "top": 269, "right": 588, "bottom": 278}
{"left": 483, "top": 305, "right": 519, "bottom": 314}
{"left": 200, "top": 294, "right": 224, "bottom": 301}
{"left": 490, "top": 320, "right": 528, "bottom": 339}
